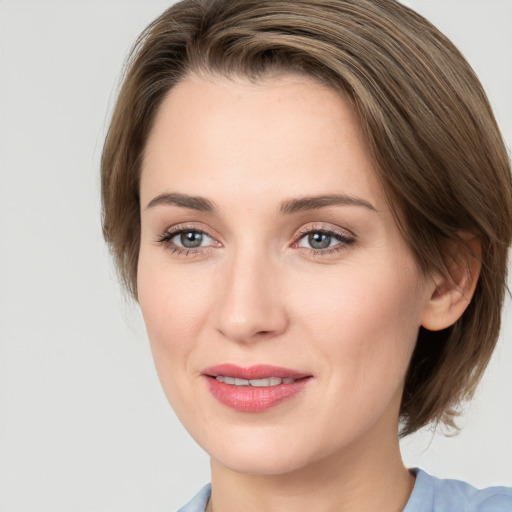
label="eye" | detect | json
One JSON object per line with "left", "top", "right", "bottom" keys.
{"left": 172, "top": 230, "right": 212, "bottom": 249}
{"left": 299, "top": 232, "right": 338, "bottom": 250}
{"left": 157, "top": 226, "right": 218, "bottom": 255}
{"left": 295, "top": 226, "right": 355, "bottom": 254}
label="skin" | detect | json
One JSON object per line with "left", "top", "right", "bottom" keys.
{"left": 137, "top": 72, "right": 477, "bottom": 512}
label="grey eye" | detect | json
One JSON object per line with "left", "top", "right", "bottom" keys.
{"left": 299, "top": 231, "right": 340, "bottom": 250}
{"left": 173, "top": 231, "right": 212, "bottom": 248}
{"left": 308, "top": 232, "right": 332, "bottom": 249}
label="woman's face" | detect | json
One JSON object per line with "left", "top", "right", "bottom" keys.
{"left": 138, "top": 73, "right": 435, "bottom": 475}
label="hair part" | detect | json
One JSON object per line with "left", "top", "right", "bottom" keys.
{"left": 101, "top": 0, "right": 512, "bottom": 436}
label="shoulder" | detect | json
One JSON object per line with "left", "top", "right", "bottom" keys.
{"left": 405, "top": 468, "right": 512, "bottom": 512}
{"left": 177, "top": 483, "right": 211, "bottom": 512}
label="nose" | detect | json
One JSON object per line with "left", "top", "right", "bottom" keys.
{"left": 213, "top": 249, "right": 289, "bottom": 344}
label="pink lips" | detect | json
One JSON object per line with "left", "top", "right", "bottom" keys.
{"left": 202, "top": 364, "right": 313, "bottom": 412}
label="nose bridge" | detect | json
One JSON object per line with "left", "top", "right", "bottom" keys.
{"left": 214, "top": 240, "right": 288, "bottom": 343}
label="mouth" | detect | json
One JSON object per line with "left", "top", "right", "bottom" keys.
{"left": 201, "top": 364, "right": 313, "bottom": 412}
{"left": 213, "top": 375, "right": 298, "bottom": 386}
{"left": 202, "top": 363, "right": 311, "bottom": 380}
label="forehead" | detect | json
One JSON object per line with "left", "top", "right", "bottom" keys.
{"left": 141, "top": 72, "right": 385, "bottom": 211}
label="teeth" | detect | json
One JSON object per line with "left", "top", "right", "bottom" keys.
{"left": 250, "top": 377, "right": 281, "bottom": 387}
{"left": 215, "top": 376, "right": 297, "bottom": 386}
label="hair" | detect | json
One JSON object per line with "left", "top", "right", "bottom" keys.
{"left": 101, "top": 0, "right": 512, "bottom": 436}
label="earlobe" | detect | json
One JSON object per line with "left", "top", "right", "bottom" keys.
{"left": 421, "top": 234, "right": 481, "bottom": 331}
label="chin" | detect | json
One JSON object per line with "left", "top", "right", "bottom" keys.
{"left": 213, "top": 448, "right": 309, "bottom": 476}
{"left": 199, "top": 426, "right": 330, "bottom": 476}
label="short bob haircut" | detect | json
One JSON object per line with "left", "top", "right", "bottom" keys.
{"left": 101, "top": 0, "right": 512, "bottom": 436}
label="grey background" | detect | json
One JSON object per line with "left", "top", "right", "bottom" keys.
{"left": 0, "top": 1, "right": 510, "bottom": 510}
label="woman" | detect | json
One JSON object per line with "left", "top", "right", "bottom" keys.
{"left": 101, "top": 0, "right": 512, "bottom": 510}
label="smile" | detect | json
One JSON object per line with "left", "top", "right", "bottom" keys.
{"left": 202, "top": 364, "right": 313, "bottom": 412}
{"left": 214, "top": 376, "right": 297, "bottom": 386}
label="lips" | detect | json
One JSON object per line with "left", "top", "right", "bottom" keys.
{"left": 202, "top": 364, "right": 313, "bottom": 412}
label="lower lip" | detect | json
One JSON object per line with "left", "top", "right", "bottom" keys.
{"left": 204, "top": 376, "right": 312, "bottom": 412}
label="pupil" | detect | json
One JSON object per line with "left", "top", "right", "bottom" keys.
{"left": 181, "top": 231, "right": 203, "bottom": 248}
{"left": 309, "top": 232, "right": 331, "bottom": 249}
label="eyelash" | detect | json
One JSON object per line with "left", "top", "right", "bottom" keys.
{"left": 156, "top": 224, "right": 356, "bottom": 257}
{"left": 293, "top": 225, "right": 356, "bottom": 256}
{"left": 156, "top": 224, "right": 217, "bottom": 257}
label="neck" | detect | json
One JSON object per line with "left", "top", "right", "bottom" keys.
{"left": 207, "top": 429, "right": 414, "bottom": 512}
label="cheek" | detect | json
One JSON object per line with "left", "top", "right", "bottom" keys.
{"left": 283, "top": 257, "right": 425, "bottom": 449}
{"left": 295, "top": 254, "right": 425, "bottom": 389}
{"left": 136, "top": 250, "right": 210, "bottom": 384}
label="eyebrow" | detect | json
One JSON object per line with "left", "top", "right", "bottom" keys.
{"left": 146, "top": 192, "right": 216, "bottom": 213}
{"left": 145, "top": 192, "right": 376, "bottom": 215}
{"left": 280, "top": 194, "right": 377, "bottom": 214}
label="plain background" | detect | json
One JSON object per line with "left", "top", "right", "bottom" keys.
{"left": 0, "top": 1, "right": 511, "bottom": 510}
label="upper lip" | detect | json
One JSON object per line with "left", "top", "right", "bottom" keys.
{"left": 202, "top": 364, "right": 312, "bottom": 380}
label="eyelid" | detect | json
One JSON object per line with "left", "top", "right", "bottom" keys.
{"left": 156, "top": 223, "right": 221, "bottom": 254}
{"left": 292, "top": 223, "right": 356, "bottom": 254}
{"left": 293, "top": 223, "right": 355, "bottom": 242}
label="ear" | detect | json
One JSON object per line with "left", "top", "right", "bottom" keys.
{"left": 421, "top": 234, "right": 481, "bottom": 331}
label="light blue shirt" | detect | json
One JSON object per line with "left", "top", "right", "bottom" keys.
{"left": 177, "top": 469, "right": 512, "bottom": 512}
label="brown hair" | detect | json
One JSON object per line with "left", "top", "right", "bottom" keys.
{"left": 101, "top": 0, "right": 512, "bottom": 436}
